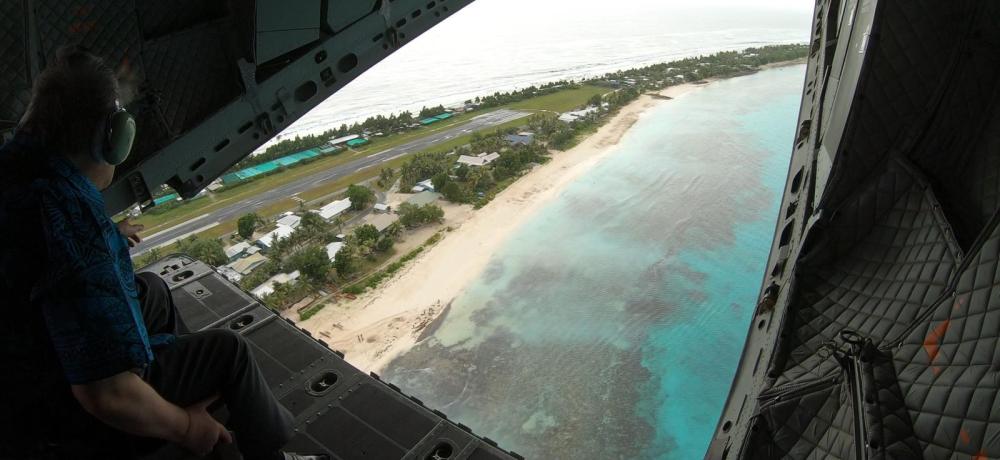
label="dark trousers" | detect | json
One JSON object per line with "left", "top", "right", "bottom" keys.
{"left": 133, "top": 272, "right": 294, "bottom": 460}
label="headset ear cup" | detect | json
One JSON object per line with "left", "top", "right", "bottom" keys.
{"left": 105, "top": 111, "right": 136, "bottom": 165}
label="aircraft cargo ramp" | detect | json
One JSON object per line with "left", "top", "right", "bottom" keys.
{"left": 139, "top": 255, "right": 521, "bottom": 460}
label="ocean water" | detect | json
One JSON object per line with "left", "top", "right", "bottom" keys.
{"left": 381, "top": 64, "right": 805, "bottom": 458}
{"left": 269, "top": 0, "right": 811, "bottom": 146}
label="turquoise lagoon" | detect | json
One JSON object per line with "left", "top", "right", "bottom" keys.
{"left": 383, "top": 65, "right": 806, "bottom": 459}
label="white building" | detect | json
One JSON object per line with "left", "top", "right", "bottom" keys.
{"left": 457, "top": 152, "right": 501, "bottom": 167}
{"left": 220, "top": 253, "right": 270, "bottom": 283}
{"left": 315, "top": 198, "right": 352, "bottom": 221}
{"left": 224, "top": 242, "right": 252, "bottom": 261}
{"left": 276, "top": 214, "right": 301, "bottom": 229}
{"left": 217, "top": 266, "right": 243, "bottom": 283}
{"left": 251, "top": 271, "right": 301, "bottom": 298}
{"left": 373, "top": 203, "right": 391, "bottom": 213}
{"left": 412, "top": 179, "right": 437, "bottom": 193}
{"left": 256, "top": 225, "right": 295, "bottom": 250}
{"left": 328, "top": 134, "right": 360, "bottom": 146}
{"left": 206, "top": 179, "right": 224, "bottom": 192}
{"left": 558, "top": 106, "right": 599, "bottom": 123}
{"left": 325, "top": 242, "right": 345, "bottom": 262}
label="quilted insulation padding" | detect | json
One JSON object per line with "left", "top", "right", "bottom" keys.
{"left": 139, "top": 19, "right": 241, "bottom": 141}
{"left": 820, "top": 0, "right": 976, "bottom": 211}
{"left": 33, "top": 0, "right": 145, "bottom": 81}
{"left": 750, "top": 370, "right": 856, "bottom": 460}
{"left": 773, "top": 159, "right": 959, "bottom": 386}
{"left": 892, "top": 220, "right": 1000, "bottom": 459}
{"left": 907, "top": 1, "right": 1000, "bottom": 249}
{"left": 0, "top": 1, "right": 30, "bottom": 126}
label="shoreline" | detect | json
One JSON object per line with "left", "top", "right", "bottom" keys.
{"left": 297, "top": 81, "right": 710, "bottom": 373}
{"left": 297, "top": 60, "right": 805, "bottom": 373}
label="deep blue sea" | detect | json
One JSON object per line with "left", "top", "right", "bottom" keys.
{"left": 382, "top": 65, "right": 805, "bottom": 459}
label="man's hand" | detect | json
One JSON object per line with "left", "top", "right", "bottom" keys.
{"left": 72, "top": 372, "right": 231, "bottom": 454}
{"left": 179, "top": 395, "right": 233, "bottom": 456}
{"left": 117, "top": 218, "right": 144, "bottom": 247}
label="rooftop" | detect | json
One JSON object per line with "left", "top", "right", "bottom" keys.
{"left": 558, "top": 106, "right": 599, "bottom": 123}
{"left": 251, "top": 270, "right": 301, "bottom": 298}
{"left": 329, "top": 134, "right": 360, "bottom": 145}
{"left": 457, "top": 152, "right": 501, "bottom": 167}
{"left": 406, "top": 191, "right": 441, "bottom": 207}
{"left": 256, "top": 225, "right": 295, "bottom": 248}
{"left": 276, "top": 214, "right": 302, "bottom": 229}
{"left": 325, "top": 242, "right": 345, "bottom": 262}
{"left": 314, "top": 198, "right": 352, "bottom": 220}
{"left": 225, "top": 252, "right": 269, "bottom": 276}
{"left": 504, "top": 133, "right": 535, "bottom": 146}
{"left": 364, "top": 213, "right": 400, "bottom": 233}
{"left": 224, "top": 242, "right": 252, "bottom": 259}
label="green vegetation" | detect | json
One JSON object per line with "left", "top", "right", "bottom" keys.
{"left": 341, "top": 231, "right": 444, "bottom": 295}
{"left": 175, "top": 236, "right": 227, "bottom": 266}
{"left": 239, "top": 260, "right": 282, "bottom": 291}
{"left": 418, "top": 105, "right": 447, "bottom": 118}
{"left": 237, "top": 213, "right": 262, "bottom": 239}
{"left": 399, "top": 152, "right": 455, "bottom": 190}
{"left": 470, "top": 80, "right": 584, "bottom": 111}
{"left": 342, "top": 247, "right": 423, "bottom": 295}
{"left": 346, "top": 184, "right": 375, "bottom": 210}
{"left": 398, "top": 129, "right": 548, "bottom": 208}
{"left": 135, "top": 247, "right": 163, "bottom": 268}
{"left": 333, "top": 246, "right": 360, "bottom": 278}
{"left": 506, "top": 85, "right": 609, "bottom": 112}
{"left": 260, "top": 280, "right": 315, "bottom": 311}
{"left": 398, "top": 203, "right": 444, "bottom": 228}
{"left": 441, "top": 181, "right": 464, "bottom": 202}
{"left": 299, "top": 302, "right": 327, "bottom": 321}
{"left": 353, "top": 224, "right": 380, "bottom": 247}
{"left": 285, "top": 246, "right": 332, "bottom": 284}
{"left": 376, "top": 167, "right": 395, "bottom": 189}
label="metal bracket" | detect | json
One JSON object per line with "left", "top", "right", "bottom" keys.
{"left": 237, "top": 58, "right": 273, "bottom": 135}
{"left": 379, "top": 0, "right": 401, "bottom": 48}
{"left": 127, "top": 172, "right": 154, "bottom": 212}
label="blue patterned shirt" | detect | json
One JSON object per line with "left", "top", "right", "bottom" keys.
{"left": 0, "top": 133, "right": 161, "bottom": 386}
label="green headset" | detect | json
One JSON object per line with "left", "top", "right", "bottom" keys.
{"left": 91, "top": 100, "right": 136, "bottom": 165}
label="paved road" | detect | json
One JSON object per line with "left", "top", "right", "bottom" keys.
{"left": 132, "top": 109, "right": 529, "bottom": 255}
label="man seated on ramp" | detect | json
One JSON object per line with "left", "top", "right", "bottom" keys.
{"left": 0, "top": 46, "right": 327, "bottom": 460}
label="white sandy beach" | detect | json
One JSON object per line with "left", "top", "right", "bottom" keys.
{"left": 298, "top": 82, "right": 710, "bottom": 373}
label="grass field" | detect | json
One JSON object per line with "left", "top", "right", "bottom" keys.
{"left": 134, "top": 83, "right": 612, "bottom": 247}
{"left": 507, "top": 85, "right": 609, "bottom": 112}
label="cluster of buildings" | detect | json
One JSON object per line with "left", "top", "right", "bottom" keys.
{"left": 419, "top": 112, "right": 455, "bottom": 126}
{"left": 558, "top": 106, "right": 601, "bottom": 123}
{"left": 221, "top": 133, "right": 372, "bottom": 187}
{"left": 217, "top": 195, "right": 357, "bottom": 295}
{"left": 326, "top": 134, "right": 369, "bottom": 149}
{"left": 457, "top": 152, "right": 500, "bottom": 168}
{"left": 221, "top": 149, "right": 323, "bottom": 185}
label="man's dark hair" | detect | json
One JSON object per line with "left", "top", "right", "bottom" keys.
{"left": 20, "top": 45, "right": 119, "bottom": 157}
